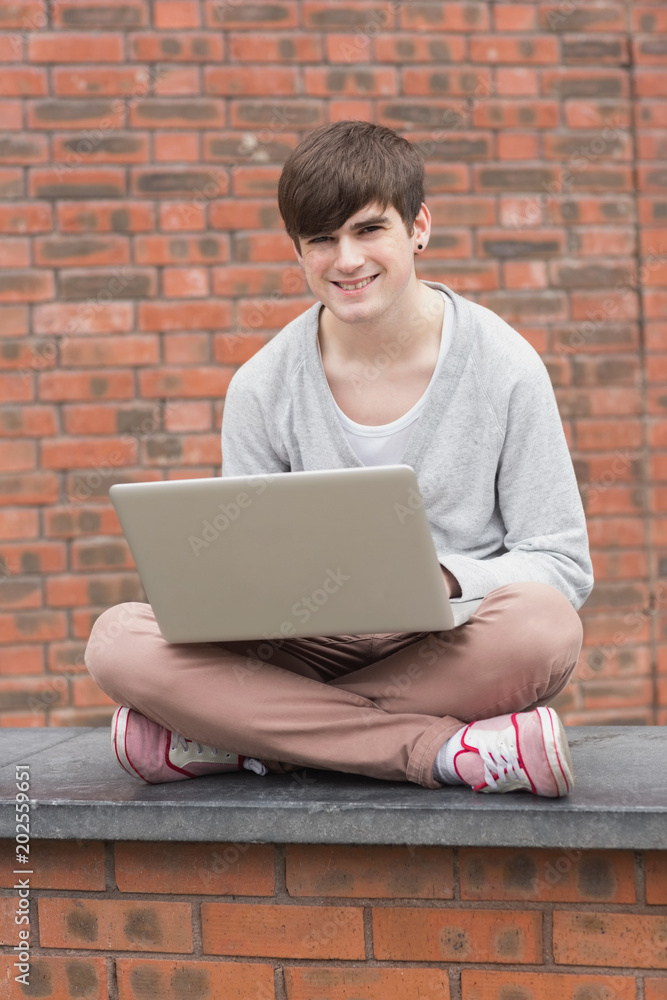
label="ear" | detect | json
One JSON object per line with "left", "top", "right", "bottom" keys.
{"left": 412, "top": 202, "right": 431, "bottom": 251}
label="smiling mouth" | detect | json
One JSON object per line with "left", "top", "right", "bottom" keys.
{"left": 331, "top": 275, "right": 379, "bottom": 291}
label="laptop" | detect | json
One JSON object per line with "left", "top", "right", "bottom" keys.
{"left": 109, "top": 465, "right": 472, "bottom": 644}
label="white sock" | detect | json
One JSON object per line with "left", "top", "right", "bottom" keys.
{"left": 243, "top": 757, "right": 268, "bottom": 776}
{"left": 433, "top": 727, "right": 466, "bottom": 785}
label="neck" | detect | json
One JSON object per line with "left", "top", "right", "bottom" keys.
{"left": 319, "top": 279, "right": 444, "bottom": 366}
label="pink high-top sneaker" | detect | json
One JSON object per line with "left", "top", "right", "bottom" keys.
{"left": 453, "top": 707, "right": 574, "bottom": 797}
{"left": 111, "top": 706, "right": 267, "bottom": 784}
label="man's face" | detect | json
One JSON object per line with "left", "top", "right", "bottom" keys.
{"left": 293, "top": 202, "right": 428, "bottom": 326}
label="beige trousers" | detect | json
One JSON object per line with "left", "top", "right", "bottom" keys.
{"left": 85, "top": 582, "right": 583, "bottom": 789}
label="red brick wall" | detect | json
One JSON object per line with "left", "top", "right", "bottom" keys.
{"left": 1, "top": 841, "right": 667, "bottom": 997}
{"left": 0, "top": 1, "right": 665, "bottom": 726}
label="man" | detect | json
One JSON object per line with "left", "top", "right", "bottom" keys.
{"left": 86, "top": 121, "right": 592, "bottom": 796}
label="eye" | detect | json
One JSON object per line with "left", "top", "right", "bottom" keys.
{"left": 362, "top": 226, "right": 382, "bottom": 233}
{"left": 308, "top": 236, "right": 332, "bottom": 244}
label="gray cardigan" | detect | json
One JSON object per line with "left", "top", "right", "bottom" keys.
{"left": 221, "top": 281, "right": 594, "bottom": 617}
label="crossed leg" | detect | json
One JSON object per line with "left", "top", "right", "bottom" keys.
{"left": 85, "top": 582, "right": 583, "bottom": 789}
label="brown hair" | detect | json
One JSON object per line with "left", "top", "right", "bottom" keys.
{"left": 277, "top": 120, "right": 425, "bottom": 252}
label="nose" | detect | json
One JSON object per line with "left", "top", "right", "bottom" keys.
{"left": 333, "top": 235, "right": 364, "bottom": 273}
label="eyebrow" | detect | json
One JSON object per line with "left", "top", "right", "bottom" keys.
{"left": 305, "top": 215, "right": 390, "bottom": 241}
{"left": 348, "top": 215, "right": 390, "bottom": 231}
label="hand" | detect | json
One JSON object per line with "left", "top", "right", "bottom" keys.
{"left": 441, "top": 565, "right": 462, "bottom": 599}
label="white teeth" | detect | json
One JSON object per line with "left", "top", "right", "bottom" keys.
{"left": 336, "top": 276, "right": 375, "bottom": 291}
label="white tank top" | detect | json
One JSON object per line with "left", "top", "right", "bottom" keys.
{"left": 330, "top": 290, "right": 453, "bottom": 466}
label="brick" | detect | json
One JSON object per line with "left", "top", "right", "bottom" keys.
{"left": 70, "top": 541, "right": 135, "bottom": 573}
{"left": 0, "top": 541, "right": 65, "bottom": 573}
{"left": 71, "top": 675, "right": 116, "bottom": 707}
{"left": 565, "top": 103, "right": 631, "bottom": 131}
{"left": 0, "top": 271, "right": 54, "bottom": 303}
{"left": 128, "top": 32, "right": 223, "bottom": 62}
{"left": 211, "top": 265, "right": 305, "bottom": 297}
{"left": 230, "top": 166, "right": 282, "bottom": 198}
{"left": 554, "top": 911, "right": 667, "bottom": 968}
{"left": 399, "top": 3, "right": 489, "bottom": 31}
{"left": 38, "top": 371, "right": 135, "bottom": 401}
{"left": 60, "top": 335, "right": 159, "bottom": 367}
{"left": 374, "top": 33, "right": 466, "bottom": 64}
{"left": 62, "top": 402, "right": 161, "bottom": 436}
{"left": 0, "top": 472, "right": 58, "bottom": 505}
{"left": 138, "top": 300, "right": 230, "bottom": 331}
{"left": 57, "top": 200, "right": 154, "bottom": 233}
{"left": 0, "top": 36, "right": 22, "bottom": 62}
{"left": 208, "top": 199, "right": 282, "bottom": 230}
{"left": 52, "top": 132, "right": 149, "bottom": 166}
{"left": 130, "top": 98, "right": 223, "bottom": 128}
{"left": 403, "top": 67, "right": 493, "bottom": 99}
{"left": 34, "top": 236, "right": 129, "bottom": 268}
{"left": 163, "top": 333, "right": 210, "bottom": 365}
{"left": 0, "top": 134, "right": 46, "bottom": 165}
{"left": 39, "top": 897, "right": 193, "bottom": 952}
{"left": 0, "top": 100, "right": 22, "bottom": 129}
{"left": 475, "top": 101, "right": 559, "bottom": 129}
{"left": 470, "top": 35, "right": 559, "bottom": 64}
{"left": 646, "top": 982, "right": 667, "bottom": 1000}
{"left": 229, "top": 31, "right": 322, "bottom": 62}
{"left": 202, "top": 902, "right": 365, "bottom": 959}
{"left": 159, "top": 201, "right": 206, "bottom": 231}
{"left": 286, "top": 845, "right": 453, "bottom": 899}
{"left": 0, "top": 237, "right": 28, "bottom": 269}
{"left": 0, "top": 675, "right": 68, "bottom": 711}
{"left": 41, "top": 437, "right": 137, "bottom": 470}
{"left": 134, "top": 234, "right": 228, "bottom": 265}
{"left": 0, "top": 203, "right": 51, "bottom": 233}
{"left": 462, "top": 971, "right": 635, "bottom": 1000}
{"left": 286, "top": 966, "right": 450, "bottom": 1000}
{"left": 373, "top": 907, "right": 542, "bottom": 962}
{"left": 52, "top": 65, "right": 151, "bottom": 97}
{"left": 154, "top": 132, "right": 199, "bottom": 162}
{"left": 33, "top": 302, "right": 134, "bottom": 335}
{"left": 305, "top": 66, "right": 396, "bottom": 96}
{"left": 27, "top": 98, "right": 125, "bottom": 130}
{"left": 204, "top": 130, "right": 297, "bottom": 164}
{"left": 0, "top": 955, "right": 107, "bottom": 1000}
{"left": 207, "top": 0, "right": 298, "bottom": 28}
{"left": 139, "top": 366, "right": 232, "bottom": 398}
{"left": 48, "top": 640, "right": 87, "bottom": 672}
{"left": 206, "top": 65, "right": 298, "bottom": 96}
{"left": 213, "top": 333, "right": 267, "bottom": 364}
{"left": 236, "top": 298, "right": 314, "bottom": 330}
{"left": 494, "top": 4, "right": 537, "bottom": 30}
{"left": 0, "top": 66, "right": 47, "bottom": 96}
{"left": 52, "top": 0, "right": 148, "bottom": 27}
{"left": 60, "top": 268, "right": 156, "bottom": 303}
{"left": 0, "top": 440, "right": 35, "bottom": 470}
{"left": 43, "top": 506, "right": 122, "bottom": 539}
{"left": 0, "top": 167, "right": 23, "bottom": 198}
{"left": 163, "top": 267, "right": 209, "bottom": 298}
{"left": 647, "top": 852, "right": 667, "bottom": 903}
{"left": 0, "top": 643, "right": 44, "bottom": 674}
{"left": 29, "top": 166, "right": 126, "bottom": 199}
{"left": 154, "top": 0, "right": 201, "bottom": 27}
{"left": 132, "top": 167, "right": 229, "bottom": 198}
{"left": 230, "top": 100, "right": 323, "bottom": 129}
{"left": 115, "top": 842, "right": 275, "bottom": 895}
{"left": 164, "top": 400, "right": 211, "bottom": 432}
{"left": 0, "top": 838, "right": 104, "bottom": 889}
{"left": 28, "top": 32, "right": 124, "bottom": 62}
{"left": 233, "top": 232, "right": 295, "bottom": 263}
{"left": 120, "top": 959, "right": 275, "bottom": 999}
{"left": 0, "top": 576, "right": 40, "bottom": 609}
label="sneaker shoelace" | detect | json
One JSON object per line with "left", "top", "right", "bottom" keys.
{"left": 473, "top": 729, "right": 528, "bottom": 790}
{"left": 171, "top": 734, "right": 268, "bottom": 775}
{"left": 172, "top": 735, "right": 216, "bottom": 755}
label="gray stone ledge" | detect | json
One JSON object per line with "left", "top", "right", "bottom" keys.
{"left": 1, "top": 727, "right": 665, "bottom": 849}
